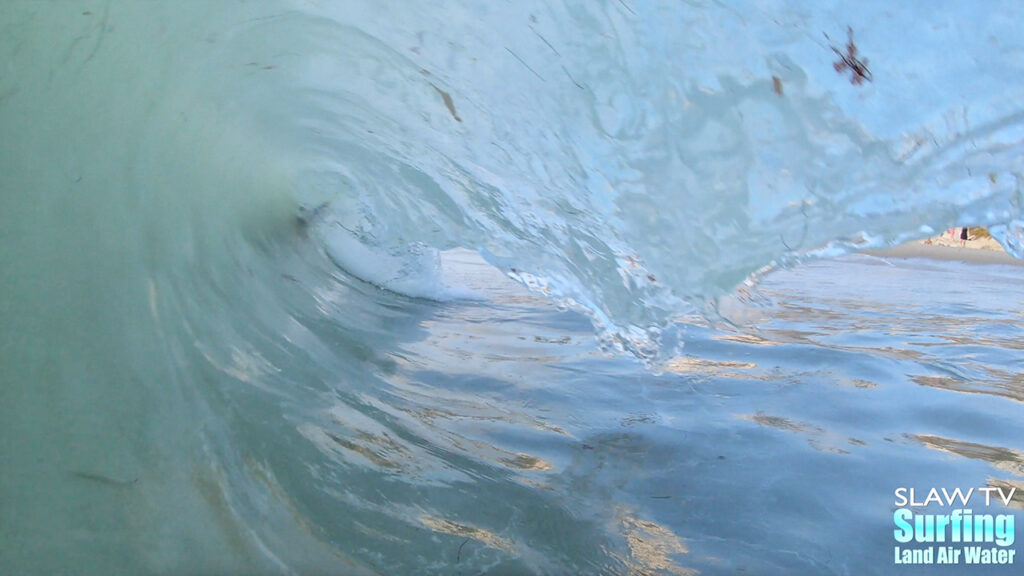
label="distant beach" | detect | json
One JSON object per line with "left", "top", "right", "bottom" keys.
{"left": 865, "top": 229, "right": 1024, "bottom": 267}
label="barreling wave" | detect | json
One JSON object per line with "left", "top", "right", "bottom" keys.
{"left": 2, "top": 0, "right": 1024, "bottom": 573}
{"left": 215, "top": 0, "right": 1024, "bottom": 356}
{"left": 7, "top": 1, "right": 1021, "bottom": 357}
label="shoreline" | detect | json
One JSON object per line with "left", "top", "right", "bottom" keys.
{"left": 861, "top": 242, "right": 1024, "bottom": 267}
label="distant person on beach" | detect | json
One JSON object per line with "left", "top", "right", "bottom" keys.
{"left": 960, "top": 227, "right": 969, "bottom": 247}
{"left": 949, "top": 227, "right": 956, "bottom": 241}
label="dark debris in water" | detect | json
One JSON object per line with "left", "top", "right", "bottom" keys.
{"left": 70, "top": 470, "right": 139, "bottom": 487}
{"left": 431, "top": 83, "right": 462, "bottom": 122}
{"left": 827, "top": 26, "right": 872, "bottom": 85}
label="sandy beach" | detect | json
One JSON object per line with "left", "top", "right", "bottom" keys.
{"left": 865, "top": 229, "right": 1024, "bottom": 267}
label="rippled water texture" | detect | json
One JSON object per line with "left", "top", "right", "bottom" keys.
{"left": 1, "top": 1, "right": 1023, "bottom": 575}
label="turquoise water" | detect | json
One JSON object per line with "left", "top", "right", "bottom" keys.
{"left": 2, "top": 1, "right": 1024, "bottom": 574}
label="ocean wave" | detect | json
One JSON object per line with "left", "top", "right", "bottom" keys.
{"left": 2, "top": 1, "right": 1024, "bottom": 573}
{"left": 286, "top": 0, "right": 1024, "bottom": 355}
{"left": 7, "top": 1, "right": 1023, "bottom": 357}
